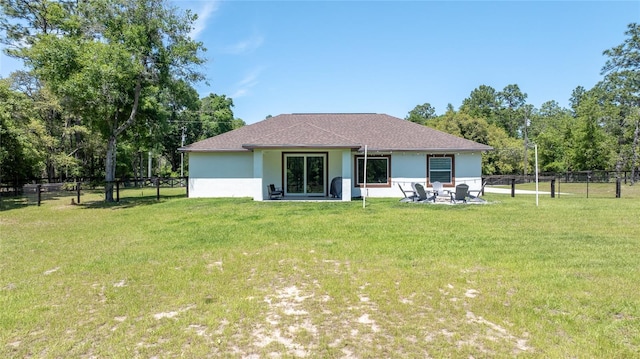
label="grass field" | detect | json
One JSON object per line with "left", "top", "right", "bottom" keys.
{"left": 1, "top": 187, "right": 639, "bottom": 358}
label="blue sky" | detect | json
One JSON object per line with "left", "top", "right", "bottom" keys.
{"left": 1, "top": 1, "right": 639, "bottom": 124}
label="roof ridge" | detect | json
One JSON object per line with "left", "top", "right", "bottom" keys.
{"left": 306, "top": 122, "right": 362, "bottom": 144}
{"left": 290, "top": 112, "right": 378, "bottom": 115}
{"left": 255, "top": 121, "right": 361, "bottom": 145}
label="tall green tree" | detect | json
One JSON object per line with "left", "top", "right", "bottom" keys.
{"left": 405, "top": 103, "right": 436, "bottom": 125}
{"left": 495, "top": 84, "right": 530, "bottom": 174}
{"left": 428, "top": 110, "right": 490, "bottom": 144}
{"left": 482, "top": 129, "right": 525, "bottom": 175}
{"left": 569, "top": 86, "right": 587, "bottom": 115}
{"left": 459, "top": 85, "right": 500, "bottom": 124}
{"left": 497, "top": 84, "right": 528, "bottom": 138}
{"left": 158, "top": 80, "right": 200, "bottom": 175}
{"left": 199, "top": 93, "right": 243, "bottom": 139}
{"left": 597, "top": 75, "right": 638, "bottom": 177}
{"left": 425, "top": 108, "right": 523, "bottom": 175}
{"left": 572, "top": 91, "right": 614, "bottom": 171}
{"left": 601, "top": 22, "right": 640, "bottom": 182}
{"left": 7, "top": 71, "right": 98, "bottom": 180}
{"left": 1, "top": 0, "right": 205, "bottom": 201}
{"left": 0, "top": 78, "right": 47, "bottom": 187}
{"left": 530, "top": 101, "right": 576, "bottom": 172}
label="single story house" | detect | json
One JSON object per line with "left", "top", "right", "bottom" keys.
{"left": 180, "top": 113, "right": 492, "bottom": 201}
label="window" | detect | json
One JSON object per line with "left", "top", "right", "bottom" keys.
{"left": 356, "top": 156, "right": 390, "bottom": 187}
{"left": 428, "top": 155, "right": 454, "bottom": 186}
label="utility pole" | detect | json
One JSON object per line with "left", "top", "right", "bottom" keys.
{"left": 180, "top": 126, "right": 186, "bottom": 178}
{"left": 523, "top": 116, "right": 529, "bottom": 177}
{"left": 147, "top": 121, "right": 152, "bottom": 178}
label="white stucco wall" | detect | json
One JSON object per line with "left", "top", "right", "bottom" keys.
{"left": 353, "top": 152, "right": 427, "bottom": 198}
{"left": 355, "top": 152, "right": 484, "bottom": 198}
{"left": 340, "top": 150, "right": 352, "bottom": 201}
{"left": 327, "top": 150, "right": 343, "bottom": 181}
{"left": 188, "top": 150, "right": 485, "bottom": 200}
{"left": 453, "top": 152, "right": 484, "bottom": 191}
{"left": 261, "top": 150, "right": 281, "bottom": 199}
{"left": 188, "top": 152, "right": 257, "bottom": 198}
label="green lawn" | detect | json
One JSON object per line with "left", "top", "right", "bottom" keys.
{"left": 1, "top": 189, "right": 639, "bottom": 357}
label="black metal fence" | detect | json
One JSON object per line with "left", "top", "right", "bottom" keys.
{"left": 485, "top": 170, "right": 638, "bottom": 185}
{"left": 12, "top": 177, "right": 188, "bottom": 206}
{"left": 484, "top": 171, "right": 639, "bottom": 198}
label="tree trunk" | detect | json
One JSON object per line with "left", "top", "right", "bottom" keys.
{"left": 103, "top": 76, "right": 142, "bottom": 201}
{"left": 105, "top": 134, "right": 117, "bottom": 201}
{"left": 613, "top": 116, "right": 627, "bottom": 181}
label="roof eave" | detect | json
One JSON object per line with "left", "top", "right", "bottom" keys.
{"left": 179, "top": 147, "right": 249, "bottom": 153}
{"left": 242, "top": 144, "right": 362, "bottom": 150}
{"left": 354, "top": 147, "right": 493, "bottom": 153}
{"left": 181, "top": 146, "right": 494, "bottom": 153}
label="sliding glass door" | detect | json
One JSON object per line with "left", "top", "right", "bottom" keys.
{"left": 285, "top": 154, "right": 326, "bottom": 196}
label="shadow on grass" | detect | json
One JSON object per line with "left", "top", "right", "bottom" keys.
{"left": 0, "top": 196, "right": 31, "bottom": 211}
{"left": 79, "top": 193, "right": 188, "bottom": 209}
{"left": 0, "top": 192, "right": 75, "bottom": 211}
{"left": 1, "top": 191, "right": 188, "bottom": 211}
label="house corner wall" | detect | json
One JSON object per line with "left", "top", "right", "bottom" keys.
{"left": 454, "top": 152, "right": 484, "bottom": 191}
{"left": 188, "top": 152, "right": 256, "bottom": 198}
{"left": 341, "top": 150, "right": 352, "bottom": 201}
{"left": 253, "top": 151, "right": 264, "bottom": 201}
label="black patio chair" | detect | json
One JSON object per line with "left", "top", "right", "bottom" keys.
{"left": 414, "top": 183, "right": 436, "bottom": 203}
{"left": 450, "top": 183, "right": 469, "bottom": 204}
{"left": 267, "top": 184, "right": 283, "bottom": 200}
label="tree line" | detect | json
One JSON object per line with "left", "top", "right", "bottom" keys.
{"left": 406, "top": 23, "right": 640, "bottom": 183}
{"left": 1, "top": 0, "right": 243, "bottom": 201}
{"left": 1, "top": 1, "right": 638, "bottom": 201}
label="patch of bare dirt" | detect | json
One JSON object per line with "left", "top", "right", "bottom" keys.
{"left": 185, "top": 259, "right": 533, "bottom": 357}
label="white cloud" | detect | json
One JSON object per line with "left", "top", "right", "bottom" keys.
{"left": 223, "top": 33, "right": 264, "bottom": 55}
{"left": 231, "top": 67, "right": 264, "bottom": 98}
{"left": 231, "top": 88, "right": 249, "bottom": 98}
{"left": 188, "top": 1, "right": 220, "bottom": 39}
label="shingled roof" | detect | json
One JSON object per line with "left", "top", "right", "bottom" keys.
{"left": 180, "top": 113, "right": 493, "bottom": 152}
